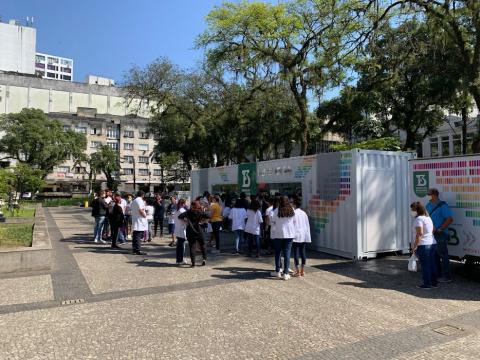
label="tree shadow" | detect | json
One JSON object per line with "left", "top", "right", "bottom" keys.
{"left": 313, "top": 256, "right": 480, "bottom": 301}
{"left": 210, "top": 266, "right": 273, "bottom": 280}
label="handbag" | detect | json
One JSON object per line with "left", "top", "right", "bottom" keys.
{"left": 408, "top": 254, "right": 418, "bottom": 272}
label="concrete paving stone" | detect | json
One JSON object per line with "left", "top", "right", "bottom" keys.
{"left": 0, "top": 275, "right": 53, "bottom": 306}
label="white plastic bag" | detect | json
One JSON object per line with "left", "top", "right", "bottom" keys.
{"left": 408, "top": 255, "right": 418, "bottom": 272}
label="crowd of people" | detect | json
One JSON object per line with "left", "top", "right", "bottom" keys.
{"left": 90, "top": 185, "right": 454, "bottom": 286}
{"left": 90, "top": 189, "right": 312, "bottom": 279}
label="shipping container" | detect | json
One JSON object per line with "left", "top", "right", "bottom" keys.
{"left": 310, "top": 150, "right": 412, "bottom": 259}
{"left": 190, "top": 150, "right": 413, "bottom": 260}
{"left": 410, "top": 154, "right": 480, "bottom": 262}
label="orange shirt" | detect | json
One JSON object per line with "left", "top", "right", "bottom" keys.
{"left": 210, "top": 202, "right": 222, "bottom": 222}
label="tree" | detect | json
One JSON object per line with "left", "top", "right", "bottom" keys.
{"left": 12, "top": 163, "right": 44, "bottom": 197}
{"left": 198, "top": 0, "right": 365, "bottom": 155}
{"left": 0, "top": 169, "right": 15, "bottom": 199}
{"left": 89, "top": 145, "right": 120, "bottom": 190}
{"left": 0, "top": 109, "right": 86, "bottom": 178}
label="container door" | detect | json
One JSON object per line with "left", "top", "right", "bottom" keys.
{"left": 363, "top": 170, "right": 396, "bottom": 253}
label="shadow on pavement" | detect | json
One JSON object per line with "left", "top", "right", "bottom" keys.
{"left": 314, "top": 256, "right": 480, "bottom": 301}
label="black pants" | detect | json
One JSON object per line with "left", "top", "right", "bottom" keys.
{"left": 154, "top": 218, "right": 164, "bottom": 236}
{"left": 188, "top": 236, "right": 206, "bottom": 265}
{"left": 111, "top": 224, "right": 120, "bottom": 247}
{"left": 132, "top": 231, "right": 143, "bottom": 252}
{"left": 211, "top": 221, "right": 222, "bottom": 250}
{"left": 176, "top": 237, "right": 187, "bottom": 263}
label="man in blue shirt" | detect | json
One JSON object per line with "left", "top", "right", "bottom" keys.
{"left": 426, "top": 188, "right": 453, "bottom": 282}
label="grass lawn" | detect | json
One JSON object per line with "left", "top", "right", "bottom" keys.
{"left": 1, "top": 205, "right": 36, "bottom": 219}
{"left": 0, "top": 224, "right": 33, "bottom": 247}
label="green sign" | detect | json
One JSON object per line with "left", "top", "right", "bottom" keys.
{"left": 413, "top": 171, "right": 429, "bottom": 197}
{"left": 238, "top": 163, "right": 257, "bottom": 195}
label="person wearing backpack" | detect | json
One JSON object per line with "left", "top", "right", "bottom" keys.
{"left": 426, "top": 188, "right": 453, "bottom": 282}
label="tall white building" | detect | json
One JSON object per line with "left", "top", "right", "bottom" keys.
{"left": 35, "top": 53, "right": 73, "bottom": 81}
{"left": 0, "top": 20, "right": 36, "bottom": 74}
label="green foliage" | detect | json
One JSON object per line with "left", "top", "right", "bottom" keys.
{"left": 89, "top": 145, "right": 120, "bottom": 190}
{"left": 42, "top": 197, "right": 90, "bottom": 207}
{"left": 0, "top": 109, "right": 87, "bottom": 177}
{"left": 13, "top": 163, "right": 45, "bottom": 194}
{"left": 330, "top": 137, "right": 402, "bottom": 151}
{"left": 0, "top": 169, "right": 15, "bottom": 199}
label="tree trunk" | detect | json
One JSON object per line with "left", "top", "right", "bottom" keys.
{"left": 462, "top": 106, "right": 468, "bottom": 154}
{"left": 404, "top": 130, "right": 416, "bottom": 151}
{"left": 289, "top": 79, "right": 309, "bottom": 156}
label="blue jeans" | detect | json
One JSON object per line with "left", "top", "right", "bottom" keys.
{"left": 273, "top": 238, "right": 293, "bottom": 273}
{"left": 93, "top": 216, "right": 105, "bottom": 241}
{"left": 234, "top": 230, "right": 244, "bottom": 252}
{"left": 417, "top": 244, "right": 438, "bottom": 287}
{"left": 434, "top": 232, "right": 451, "bottom": 279}
{"left": 246, "top": 233, "right": 260, "bottom": 255}
{"left": 292, "top": 242, "right": 307, "bottom": 267}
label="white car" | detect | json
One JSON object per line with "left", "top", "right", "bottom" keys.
{"left": 21, "top": 192, "right": 32, "bottom": 200}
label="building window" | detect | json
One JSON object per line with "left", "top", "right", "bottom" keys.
{"left": 61, "top": 59, "right": 72, "bottom": 66}
{"left": 74, "top": 126, "right": 87, "bottom": 134}
{"left": 35, "top": 55, "right": 45, "bottom": 62}
{"left": 153, "top": 169, "right": 161, "bottom": 176}
{"left": 123, "top": 156, "right": 134, "bottom": 163}
{"left": 47, "top": 57, "right": 59, "bottom": 64}
{"left": 123, "top": 168, "right": 134, "bottom": 175}
{"left": 106, "top": 126, "right": 119, "bottom": 139}
{"left": 47, "top": 64, "right": 58, "bottom": 71}
{"left": 138, "top": 144, "right": 149, "bottom": 151}
{"left": 123, "top": 130, "right": 134, "bottom": 138}
{"left": 90, "top": 127, "right": 101, "bottom": 135}
{"left": 35, "top": 63, "right": 45, "bottom": 69}
{"left": 138, "top": 156, "right": 149, "bottom": 163}
{"left": 467, "top": 133, "right": 474, "bottom": 154}
{"left": 440, "top": 136, "right": 450, "bottom": 156}
{"left": 90, "top": 141, "right": 102, "bottom": 149}
{"left": 35, "top": 70, "right": 45, "bottom": 77}
{"left": 74, "top": 167, "right": 86, "bottom": 174}
{"left": 107, "top": 142, "right": 119, "bottom": 151}
{"left": 61, "top": 75, "right": 71, "bottom": 81}
{"left": 46, "top": 72, "right": 56, "bottom": 78}
{"left": 58, "top": 166, "right": 70, "bottom": 173}
{"left": 139, "top": 131, "right": 149, "bottom": 139}
{"left": 453, "top": 134, "right": 462, "bottom": 155}
{"left": 139, "top": 169, "right": 149, "bottom": 176}
{"left": 124, "top": 143, "right": 133, "bottom": 150}
{"left": 430, "top": 138, "right": 439, "bottom": 157}
{"left": 61, "top": 67, "right": 72, "bottom": 73}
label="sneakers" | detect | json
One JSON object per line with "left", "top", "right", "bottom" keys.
{"left": 282, "top": 273, "right": 291, "bottom": 281}
{"left": 176, "top": 260, "right": 189, "bottom": 265}
{"left": 132, "top": 251, "right": 147, "bottom": 255}
{"left": 270, "top": 271, "right": 282, "bottom": 278}
{"left": 95, "top": 239, "right": 106, "bottom": 244}
{"left": 201, "top": 260, "right": 206, "bottom": 266}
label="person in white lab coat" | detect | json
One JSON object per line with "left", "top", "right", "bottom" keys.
{"left": 270, "top": 196, "right": 296, "bottom": 280}
{"left": 292, "top": 197, "right": 311, "bottom": 277}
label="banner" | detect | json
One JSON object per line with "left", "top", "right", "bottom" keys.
{"left": 238, "top": 163, "right": 257, "bottom": 195}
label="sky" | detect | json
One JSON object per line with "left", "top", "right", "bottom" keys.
{"left": 1, "top": 0, "right": 225, "bottom": 83}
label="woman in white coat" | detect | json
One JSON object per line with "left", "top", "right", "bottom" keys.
{"left": 270, "top": 196, "right": 296, "bottom": 280}
{"left": 292, "top": 197, "right": 311, "bottom": 277}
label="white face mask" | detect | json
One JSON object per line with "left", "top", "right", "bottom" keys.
{"left": 410, "top": 211, "right": 418, "bottom": 217}
{"left": 428, "top": 195, "right": 433, "bottom": 201}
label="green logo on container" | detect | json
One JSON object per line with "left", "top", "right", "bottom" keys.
{"left": 238, "top": 163, "right": 257, "bottom": 195}
{"left": 413, "top": 171, "right": 429, "bottom": 197}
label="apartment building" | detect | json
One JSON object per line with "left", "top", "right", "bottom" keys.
{"left": 34, "top": 52, "right": 73, "bottom": 81}
{"left": 0, "top": 72, "right": 168, "bottom": 194}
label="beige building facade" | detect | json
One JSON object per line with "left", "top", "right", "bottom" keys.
{"left": 0, "top": 73, "right": 166, "bottom": 195}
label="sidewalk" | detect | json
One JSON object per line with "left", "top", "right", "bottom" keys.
{"left": 0, "top": 206, "right": 479, "bottom": 359}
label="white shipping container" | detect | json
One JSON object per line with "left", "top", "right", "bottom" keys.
{"left": 308, "top": 150, "right": 413, "bottom": 259}
{"left": 190, "top": 150, "right": 412, "bottom": 260}
{"left": 410, "top": 155, "right": 480, "bottom": 261}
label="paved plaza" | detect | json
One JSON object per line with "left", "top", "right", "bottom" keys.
{"left": 0, "top": 207, "right": 479, "bottom": 359}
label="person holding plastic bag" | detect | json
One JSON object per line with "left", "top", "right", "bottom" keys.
{"left": 410, "top": 202, "right": 438, "bottom": 290}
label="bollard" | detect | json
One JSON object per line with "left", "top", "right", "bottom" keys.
{"left": 84, "top": 200, "right": 89, "bottom": 208}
